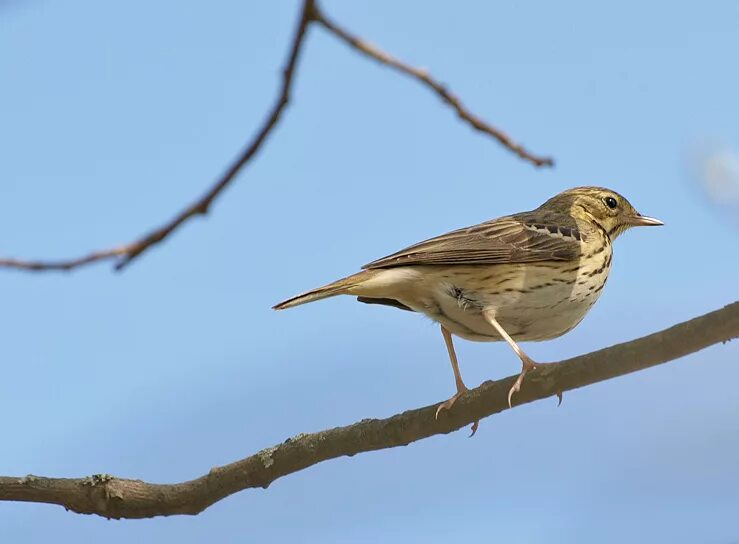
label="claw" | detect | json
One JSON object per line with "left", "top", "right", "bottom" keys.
{"left": 435, "top": 388, "right": 480, "bottom": 437}
{"left": 435, "top": 402, "right": 447, "bottom": 420}
{"left": 435, "top": 390, "right": 464, "bottom": 420}
{"left": 507, "top": 384, "right": 517, "bottom": 408}
{"left": 556, "top": 390, "right": 563, "bottom": 407}
{"left": 468, "top": 420, "right": 479, "bottom": 437}
{"left": 507, "top": 372, "right": 525, "bottom": 408}
{"left": 507, "top": 355, "right": 538, "bottom": 408}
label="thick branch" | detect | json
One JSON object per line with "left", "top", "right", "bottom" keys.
{"left": 1, "top": 302, "right": 736, "bottom": 519}
{"left": 0, "top": 0, "right": 315, "bottom": 273}
{"left": 312, "top": 5, "right": 554, "bottom": 168}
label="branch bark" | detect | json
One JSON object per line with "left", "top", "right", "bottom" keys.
{"left": 0, "top": 0, "right": 552, "bottom": 273}
{"left": 2, "top": 301, "right": 736, "bottom": 519}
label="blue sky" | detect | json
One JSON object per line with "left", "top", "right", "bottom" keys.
{"left": 1, "top": 0, "right": 738, "bottom": 542}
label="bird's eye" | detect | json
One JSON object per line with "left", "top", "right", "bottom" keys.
{"left": 604, "top": 196, "right": 618, "bottom": 209}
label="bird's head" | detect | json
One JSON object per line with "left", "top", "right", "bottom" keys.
{"left": 541, "top": 186, "right": 663, "bottom": 240}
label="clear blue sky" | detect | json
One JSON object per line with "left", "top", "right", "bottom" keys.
{"left": 1, "top": 1, "right": 738, "bottom": 542}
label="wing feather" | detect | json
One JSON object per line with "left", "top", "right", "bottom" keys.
{"left": 362, "top": 213, "right": 583, "bottom": 269}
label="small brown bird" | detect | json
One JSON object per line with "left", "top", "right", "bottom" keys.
{"left": 274, "top": 187, "right": 662, "bottom": 432}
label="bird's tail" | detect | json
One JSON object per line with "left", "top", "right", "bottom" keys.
{"left": 272, "top": 270, "right": 378, "bottom": 310}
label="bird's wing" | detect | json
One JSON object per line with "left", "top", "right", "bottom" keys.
{"left": 362, "top": 213, "right": 583, "bottom": 269}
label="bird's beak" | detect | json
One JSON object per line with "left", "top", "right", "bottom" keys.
{"left": 627, "top": 213, "right": 664, "bottom": 227}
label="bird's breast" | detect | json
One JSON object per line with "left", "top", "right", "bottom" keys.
{"left": 402, "top": 247, "right": 613, "bottom": 342}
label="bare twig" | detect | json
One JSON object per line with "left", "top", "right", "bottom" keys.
{"left": 312, "top": 4, "right": 554, "bottom": 168}
{"left": 1, "top": 302, "right": 736, "bottom": 519}
{"left": 0, "top": 247, "right": 134, "bottom": 272}
{"left": 0, "top": 0, "right": 316, "bottom": 273}
{"left": 0, "top": 0, "right": 554, "bottom": 273}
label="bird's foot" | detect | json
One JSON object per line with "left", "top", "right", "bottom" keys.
{"left": 435, "top": 387, "right": 468, "bottom": 419}
{"left": 507, "top": 355, "right": 549, "bottom": 408}
{"left": 507, "top": 373, "right": 525, "bottom": 408}
{"left": 435, "top": 385, "right": 479, "bottom": 437}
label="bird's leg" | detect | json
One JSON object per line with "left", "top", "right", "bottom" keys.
{"left": 482, "top": 309, "right": 544, "bottom": 408}
{"left": 435, "top": 326, "right": 468, "bottom": 414}
{"left": 435, "top": 326, "right": 479, "bottom": 436}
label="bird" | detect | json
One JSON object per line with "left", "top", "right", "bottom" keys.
{"left": 273, "top": 187, "right": 662, "bottom": 434}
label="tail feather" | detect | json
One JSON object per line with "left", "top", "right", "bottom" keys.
{"left": 272, "top": 271, "right": 375, "bottom": 310}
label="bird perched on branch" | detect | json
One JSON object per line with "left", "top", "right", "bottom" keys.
{"left": 274, "top": 187, "right": 662, "bottom": 434}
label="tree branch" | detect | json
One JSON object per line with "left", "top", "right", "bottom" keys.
{"left": 0, "top": 0, "right": 553, "bottom": 273}
{"left": 0, "top": 0, "right": 315, "bottom": 273}
{"left": 312, "top": 4, "right": 554, "bottom": 168}
{"left": 2, "top": 301, "right": 736, "bottom": 519}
